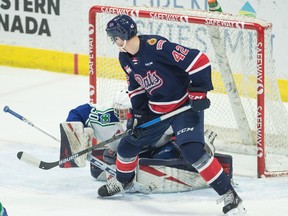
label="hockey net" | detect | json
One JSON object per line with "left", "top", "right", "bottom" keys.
{"left": 88, "top": 5, "right": 288, "bottom": 177}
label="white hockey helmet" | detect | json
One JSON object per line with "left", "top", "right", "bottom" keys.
{"left": 113, "top": 89, "right": 131, "bottom": 121}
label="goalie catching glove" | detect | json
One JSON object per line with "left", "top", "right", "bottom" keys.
{"left": 126, "top": 109, "right": 148, "bottom": 139}
{"left": 187, "top": 85, "right": 210, "bottom": 112}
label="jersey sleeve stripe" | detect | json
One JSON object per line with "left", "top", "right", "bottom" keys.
{"left": 185, "top": 52, "right": 210, "bottom": 74}
{"left": 185, "top": 52, "right": 201, "bottom": 72}
{"left": 188, "top": 62, "right": 211, "bottom": 75}
{"left": 128, "top": 87, "right": 146, "bottom": 99}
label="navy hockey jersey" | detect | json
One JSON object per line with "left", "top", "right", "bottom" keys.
{"left": 119, "top": 35, "right": 213, "bottom": 114}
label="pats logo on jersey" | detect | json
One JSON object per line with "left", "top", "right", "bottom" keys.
{"left": 134, "top": 70, "right": 163, "bottom": 95}
{"left": 147, "top": 38, "right": 157, "bottom": 45}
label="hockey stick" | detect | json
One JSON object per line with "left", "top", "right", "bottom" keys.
{"left": 137, "top": 104, "right": 191, "bottom": 128}
{"left": 17, "top": 104, "right": 192, "bottom": 170}
{"left": 88, "top": 154, "right": 117, "bottom": 176}
{"left": 17, "top": 131, "right": 129, "bottom": 170}
{"left": 88, "top": 154, "right": 153, "bottom": 194}
{"left": 3, "top": 106, "right": 60, "bottom": 142}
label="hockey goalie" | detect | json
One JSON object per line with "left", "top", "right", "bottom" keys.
{"left": 59, "top": 89, "right": 233, "bottom": 194}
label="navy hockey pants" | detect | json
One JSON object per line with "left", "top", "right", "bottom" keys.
{"left": 116, "top": 109, "right": 206, "bottom": 184}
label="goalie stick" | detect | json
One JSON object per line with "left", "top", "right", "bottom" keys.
{"left": 15, "top": 104, "right": 192, "bottom": 170}
{"left": 17, "top": 131, "right": 129, "bottom": 170}
{"left": 88, "top": 154, "right": 153, "bottom": 194}
{"left": 4, "top": 105, "right": 128, "bottom": 169}
{"left": 3, "top": 106, "right": 60, "bottom": 142}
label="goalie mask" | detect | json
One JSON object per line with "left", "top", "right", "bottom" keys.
{"left": 113, "top": 89, "right": 131, "bottom": 123}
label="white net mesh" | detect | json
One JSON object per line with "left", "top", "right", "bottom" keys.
{"left": 90, "top": 6, "right": 288, "bottom": 175}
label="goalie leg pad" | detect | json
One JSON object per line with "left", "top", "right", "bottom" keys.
{"left": 204, "top": 129, "right": 217, "bottom": 156}
{"left": 98, "top": 153, "right": 233, "bottom": 193}
{"left": 90, "top": 149, "right": 107, "bottom": 181}
{"left": 59, "top": 122, "right": 93, "bottom": 168}
{"left": 90, "top": 163, "right": 106, "bottom": 181}
{"left": 136, "top": 158, "right": 208, "bottom": 193}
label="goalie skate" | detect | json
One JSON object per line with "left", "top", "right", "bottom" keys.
{"left": 217, "top": 189, "right": 247, "bottom": 215}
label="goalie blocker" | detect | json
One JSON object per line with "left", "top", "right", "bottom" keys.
{"left": 59, "top": 122, "right": 233, "bottom": 193}
{"left": 59, "top": 122, "right": 93, "bottom": 168}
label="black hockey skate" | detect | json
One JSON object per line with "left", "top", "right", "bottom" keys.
{"left": 98, "top": 179, "right": 134, "bottom": 197}
{"left": 218, "top": 189, "right": 247, "bottom": 215}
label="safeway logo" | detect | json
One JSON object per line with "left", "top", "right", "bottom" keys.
{"left": 257, "top": 83, "right": 264, "bottom": 94}
{"left": 130, "top": 10, "right": 140, "bottom": 17}
{"left": 150, "top": 12, "right": 188, "bottom": 23}
{"left": 205, "top": 18, "right": 245, "bottom": 29}
{"left": 180, "top": 15, "right": 189, "bottom": 23}
{"left": 88, "top": 24, "right": 94, "bottom": 35}
{"left": 256, "top": 106, "right": 264, "bottom": 158}
{"left": 89, "top": 84, "right": 95, "bottom": 104}
{"left": 89, "top": 84, "right": 95, "bottom": 96}
{"left": 101, "top": 7, "right": 139, "bottom": 17}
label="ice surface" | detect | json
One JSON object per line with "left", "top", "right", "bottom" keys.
{"left": 0, "top": 66, "right": 288, "bottom": 216}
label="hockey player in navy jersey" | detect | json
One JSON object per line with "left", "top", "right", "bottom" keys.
{"left": 102, "top": 14, "right": 246, "bottom": 215}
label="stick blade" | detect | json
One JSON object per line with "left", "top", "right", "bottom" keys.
{"left": 17, "top": 151, "right": 41, "bottom": 168}
{"left": 17, "top": 151, "right": 59, "bottom": 170}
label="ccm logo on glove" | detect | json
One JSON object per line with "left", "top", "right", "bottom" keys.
{"left": 187, "top": 86, "right": 211, "bottom": 112}
{"left": 188, "top": 92, "right": 207, "bottom": 100}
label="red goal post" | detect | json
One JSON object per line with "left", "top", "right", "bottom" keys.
{"left": 88, "top": 5, "right": 288, "bottom": 178}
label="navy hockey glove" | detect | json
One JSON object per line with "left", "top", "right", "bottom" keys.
{"left": 126, "top": 109, "right": 148, "bottom": 139}
{"left": 187, "top": 86, "right": 211, "bottom": 112}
